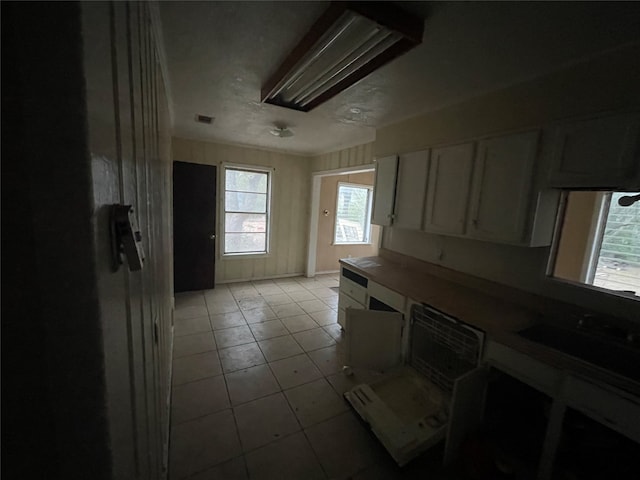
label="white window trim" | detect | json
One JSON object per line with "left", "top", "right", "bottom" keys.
{"left": 582, "top": 192, "right": 610, "bottom": 284}
{"left": 221, "top": 163, "right": 273, "bottom": 257}
{"left": 333, "top": 182, "right": 374, "bottom": 246}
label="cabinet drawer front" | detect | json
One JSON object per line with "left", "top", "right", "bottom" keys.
{"left": 340, "top": 276, "right": 367, "bottom": 305}
{"left": 367, "top": 281, "right": 406, "bottom": 312}
{"left": 338, "top": 295, "right": 366, "bottom": 330}
{"left": 564, "top": 376, "right": 640, "bottom": 444}
{"left": 339, "top": 293, "right": 366, "bottom": 312}
{"left": 484, "top": 340, "right": 561, "bottom": 395}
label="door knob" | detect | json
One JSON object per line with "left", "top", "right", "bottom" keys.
{"left": 209, "top": 234, "right": 216, "bottom": 240}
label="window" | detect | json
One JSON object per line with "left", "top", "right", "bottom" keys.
{"left": 334, "top": 183, "right": 373, "bottom": 244}
{"left": 223, "top": 166, "right": 270, "bottom": 255}
{"left": 551, "top": 191, "right": 640, "bottom": 297}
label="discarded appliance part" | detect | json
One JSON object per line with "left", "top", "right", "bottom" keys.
{"left": 343, "top": 304, "right": 485, "bottom": 466}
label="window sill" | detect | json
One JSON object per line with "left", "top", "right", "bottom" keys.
{"left": 333, "top": 242, "right": 372, "bottom": 246}
{"left": 222, "top": 252, "right": 271, "bottom": 260}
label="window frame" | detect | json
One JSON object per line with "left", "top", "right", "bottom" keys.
{"left": 546, "top": 189, "right": 640, "bottom": 301}
{"left": 333, "top": 181, "right": 374, "bottom": 245}
{"left": 221, "top": 164, "right": 273, "bottom": 257}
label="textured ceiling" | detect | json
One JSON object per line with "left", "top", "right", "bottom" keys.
{"left": 159, "top": 1, "right": 640, "bottom": 155}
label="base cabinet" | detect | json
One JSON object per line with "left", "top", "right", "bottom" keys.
{"left": 484, "top": 340, "right": 640, "bottom": 479}
{"left": 338, "top": 266, "right": 367, "bottom": 329}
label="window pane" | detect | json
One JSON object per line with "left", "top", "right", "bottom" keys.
{"left": 226, "top": 169, "right": 268, "bottom": 193}
{"left": 225, "top": 213, "right": 266, "bottom": 233}
{"left": 226, "top": 192, "right": 266, "bottom": 213}
{"left": 225, "top": 233, "right": 266, "bottom": 253}
{"left": 593, "top": 192, "right": 640, "bottom": 294}
{"left": 552, "top": 191, "right": 640, "bottom": 297}
{"left": 335, "top": 185, "right": 370, "bottom": 243}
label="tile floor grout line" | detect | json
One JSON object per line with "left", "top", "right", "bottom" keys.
{"left": 216, "top": 355, "right": 248, "bottom": 479}
{"left": 171, "top": 373, "right": 351, "bottom": 456}
{"left": 267, "top": 388, "right": 331, "bottom": 480}
{"left": 173, "top": 276, "right": 345, "bottom": 478}
{"left": 177, "top": 453, "right": 247, "bottom": 480}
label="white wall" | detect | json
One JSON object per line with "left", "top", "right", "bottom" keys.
{"left": 376, "top": 42, "right": 640, "bottom": 320}
{"left": 173, "top": 138, "right": 311, "bottom": 283}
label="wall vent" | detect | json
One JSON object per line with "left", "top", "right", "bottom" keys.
{"left": 195, "top": 114, "right": 214, "bottom": 124}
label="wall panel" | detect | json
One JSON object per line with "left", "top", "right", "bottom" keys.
{"left": 172, "top": 138, "right": 311, "bottom": 283}
{"left": 82, "top": 1, "right": 173, "bottom": 477}
{"left": 311, "top": 142, "right": 374, "bottom": 172}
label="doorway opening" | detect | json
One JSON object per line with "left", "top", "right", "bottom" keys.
{"left": 306, "top": 165, "right": 381, "bottom": 276}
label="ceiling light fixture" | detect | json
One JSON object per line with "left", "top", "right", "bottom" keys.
{"left": 269, "top": 125, "right": 294, "bottom": 138}
{"left": 262, "top": 2, "right": 424, "bottom": 112}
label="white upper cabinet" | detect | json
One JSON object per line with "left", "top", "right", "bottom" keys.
{"left": 371, "top": 155, "right": 398, "bottom": 226}
{"left": 423, "top": 143, "right": 474, "bottom": 235}
{"left": 394, "top": 150, "right": 430, "bottom": 230}
{"left": 549, "top": 112, "right": 640, "bottom": 189}
{"left": 376, "top": 130, "right": 556, "bottom": 246}
{"left": 467, "top": 131, "right": 539, "bottom": 243}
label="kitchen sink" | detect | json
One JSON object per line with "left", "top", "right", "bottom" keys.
{"left": 517, "top": 323, "right": 640, "bottom": 382}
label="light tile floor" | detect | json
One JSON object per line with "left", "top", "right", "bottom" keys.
{"left": 170, "top": 274, "right": 458, "bottom": 480}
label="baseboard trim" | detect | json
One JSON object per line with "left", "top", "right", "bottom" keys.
{"left": 315, "top": 269, "right": 340, "bottom": 275}
{"left": 216, "top": 272, "right": 305, "bottom": 284}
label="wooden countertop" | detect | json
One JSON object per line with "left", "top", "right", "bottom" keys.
{"left": 340, "top": 255, "right": 640, "bottom": 398}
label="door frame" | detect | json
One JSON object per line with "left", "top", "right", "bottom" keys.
{"left": 306, "top": 164, "right": 376, "bottom": 277}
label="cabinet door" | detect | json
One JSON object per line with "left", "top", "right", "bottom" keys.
{"left": 394, "top": 150, "right": 430, "bottom": 230}
{"left": 444, "top": 368, "right": 487, "bottom": 465}
{"left": 371, "top": 155, "right": 398, "bottom": 226}
{"left": 549, "top": 113, "right": 640, "bottom": 188}
{"left": 346, "top": 308, "right": 403, "bottom": 371}
{"left": 467, "top": 131, "right": 539, "bottom": 243}
{"left": 423, "top": 143, "right": 474, "bottom": 235}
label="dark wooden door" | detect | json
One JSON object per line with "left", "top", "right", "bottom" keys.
{"left": 173, "top": 161, "right": 217, "bottom": 292}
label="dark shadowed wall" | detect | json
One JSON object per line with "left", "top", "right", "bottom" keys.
{"left": 2, "top": 2, "right": 173, "bottom": 478}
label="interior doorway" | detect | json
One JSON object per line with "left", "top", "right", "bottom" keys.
{"left": 173, "top": 161, "right": 217, "bottom": 292}
{"left": 306, "top": 165, "right": 381, "bottom": 276}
